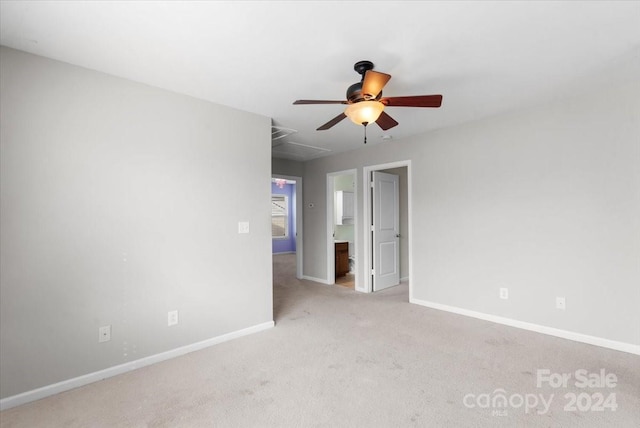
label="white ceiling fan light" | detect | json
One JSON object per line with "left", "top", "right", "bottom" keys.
{"left": 344, "top": 100, "right": 385, "bottom": 126}
{"left": 294, "top": 60, "right": 441, "bottom": 134}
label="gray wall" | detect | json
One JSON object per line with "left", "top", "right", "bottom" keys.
{"left": 272, "top": 157, "right": 304, "bottom": 178}
{"left": 0, "top": 47, "right": 273, "bottom": 398}
{"left": 302, "top": 79, "right": 640, "bottom": 346}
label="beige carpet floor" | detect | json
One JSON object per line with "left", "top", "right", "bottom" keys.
{"left": 1, "top": 254, "right": 639, "bottom": 427}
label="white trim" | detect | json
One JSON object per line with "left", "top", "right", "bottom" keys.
{"left": 410, "top": 298, "right": 640, "bottom": 356}
{"left": 326, "top": 174, "right": 336, "bottom": 286}
{"left": 0, "top": 321, "right": 275, "bottom": 411}
{"left": 363, "top": 161, "right": 412, "bottom": 298}
{"left": 272, "top": 251, "right": 296, "bottom": 255}
{"left": 302, "top": 275, "right": 332, "bottom": 285}
{"left": 272, "top": 174, "right": 303, "bottom": 279}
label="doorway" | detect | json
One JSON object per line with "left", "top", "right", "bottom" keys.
{"left": 363, "top": 161, "right": 411, "bottom": 299}
{"left": 326, "top": 169, "right": 358, "bottom": 289}
{"left": 271, "top": 175, "right": 303, "bottom": 279}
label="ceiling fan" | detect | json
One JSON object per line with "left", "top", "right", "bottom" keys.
{"left": 293, "top": 60, "right": 443, "bottom": 138}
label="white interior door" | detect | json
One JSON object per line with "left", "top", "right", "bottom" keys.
{"left": 372, "top": 171, "right": 399, "bottom": 291}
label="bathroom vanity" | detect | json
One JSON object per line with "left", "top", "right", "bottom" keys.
{"left": 335, "top": 241, "right": 349, "bottom": 278}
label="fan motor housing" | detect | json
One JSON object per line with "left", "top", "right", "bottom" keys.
{"left": 346, "top": 82, "right": 382, "bottom": 103}
{"left": 347, "top": 60, "right": 381, "bottom": 103}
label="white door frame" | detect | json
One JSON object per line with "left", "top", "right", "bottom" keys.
{"left": 326, "top": 169, "right": 358, "bottom": 288}
{"left": 272, "top": 174, "right": 303, "bottom": 279}
{"left": 363, "top": 161, "right": 412, "bottom": 299}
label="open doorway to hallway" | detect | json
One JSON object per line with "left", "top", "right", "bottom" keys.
{"left": 271, "top": 175, "right": 303, "bottom": 279}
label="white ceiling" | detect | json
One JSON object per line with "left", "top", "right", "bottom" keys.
{"left": 1, "top": 1, "right": 639, "bottom": 161}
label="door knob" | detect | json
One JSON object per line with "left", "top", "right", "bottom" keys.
{"left": 396, "top": 234, "right": 400, "bottom": 238}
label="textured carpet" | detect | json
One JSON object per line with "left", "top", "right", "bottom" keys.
{"left": 1, "top": 254, "right": 639, "bottom": 427}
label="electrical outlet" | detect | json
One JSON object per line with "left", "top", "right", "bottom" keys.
{"left": 499, "top": 288, "right": 509, "bottom": 300}
{"left": 98, "top": 325, "right": 111, "bottom": 343}
{"left": 168, "top": 310, "right": 179, "bottom": 326}
{"left": 556, "top": 297, "right": 566, "bottom": 310}
{"left": 238, "top": 221, "right": 250, "bottom": 234}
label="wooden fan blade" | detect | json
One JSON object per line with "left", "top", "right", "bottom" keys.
{"left": 375, "top": 111, "right": 399, "bottom": 131}
{"left": 293, "top": 100, "right": 348, "bottom": 105}
{"left": 380, "top": 95, "right": 443, "bottom": 107}
{"left": 317, "top": 113, "right": 347, "bottom": 130}
{"left": 362, "top": 70, "right": 391, "bottom": 97}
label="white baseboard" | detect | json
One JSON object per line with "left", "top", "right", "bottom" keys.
{"left": 302, "top": 275, "right": 331, "bottom": 285}
{"left": 0, "top": 320, "right": 275, "bottom": 411}
{"left": 410, "top": 298, "right": 640, "bottom": 356}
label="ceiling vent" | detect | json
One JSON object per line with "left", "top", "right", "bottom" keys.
{"left": 271, "top": 126, "right": 297, "bottom": 141}
{"left": 271, "top": 141, "right": 331, "bottom": 161}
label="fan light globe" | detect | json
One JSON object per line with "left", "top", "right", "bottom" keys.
{"left": 345, "top": 101, "right": 384, "bottom": 125}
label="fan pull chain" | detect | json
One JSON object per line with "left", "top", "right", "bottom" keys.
{"left": 363, "top": 122, "right": 368, "bottom": 144}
